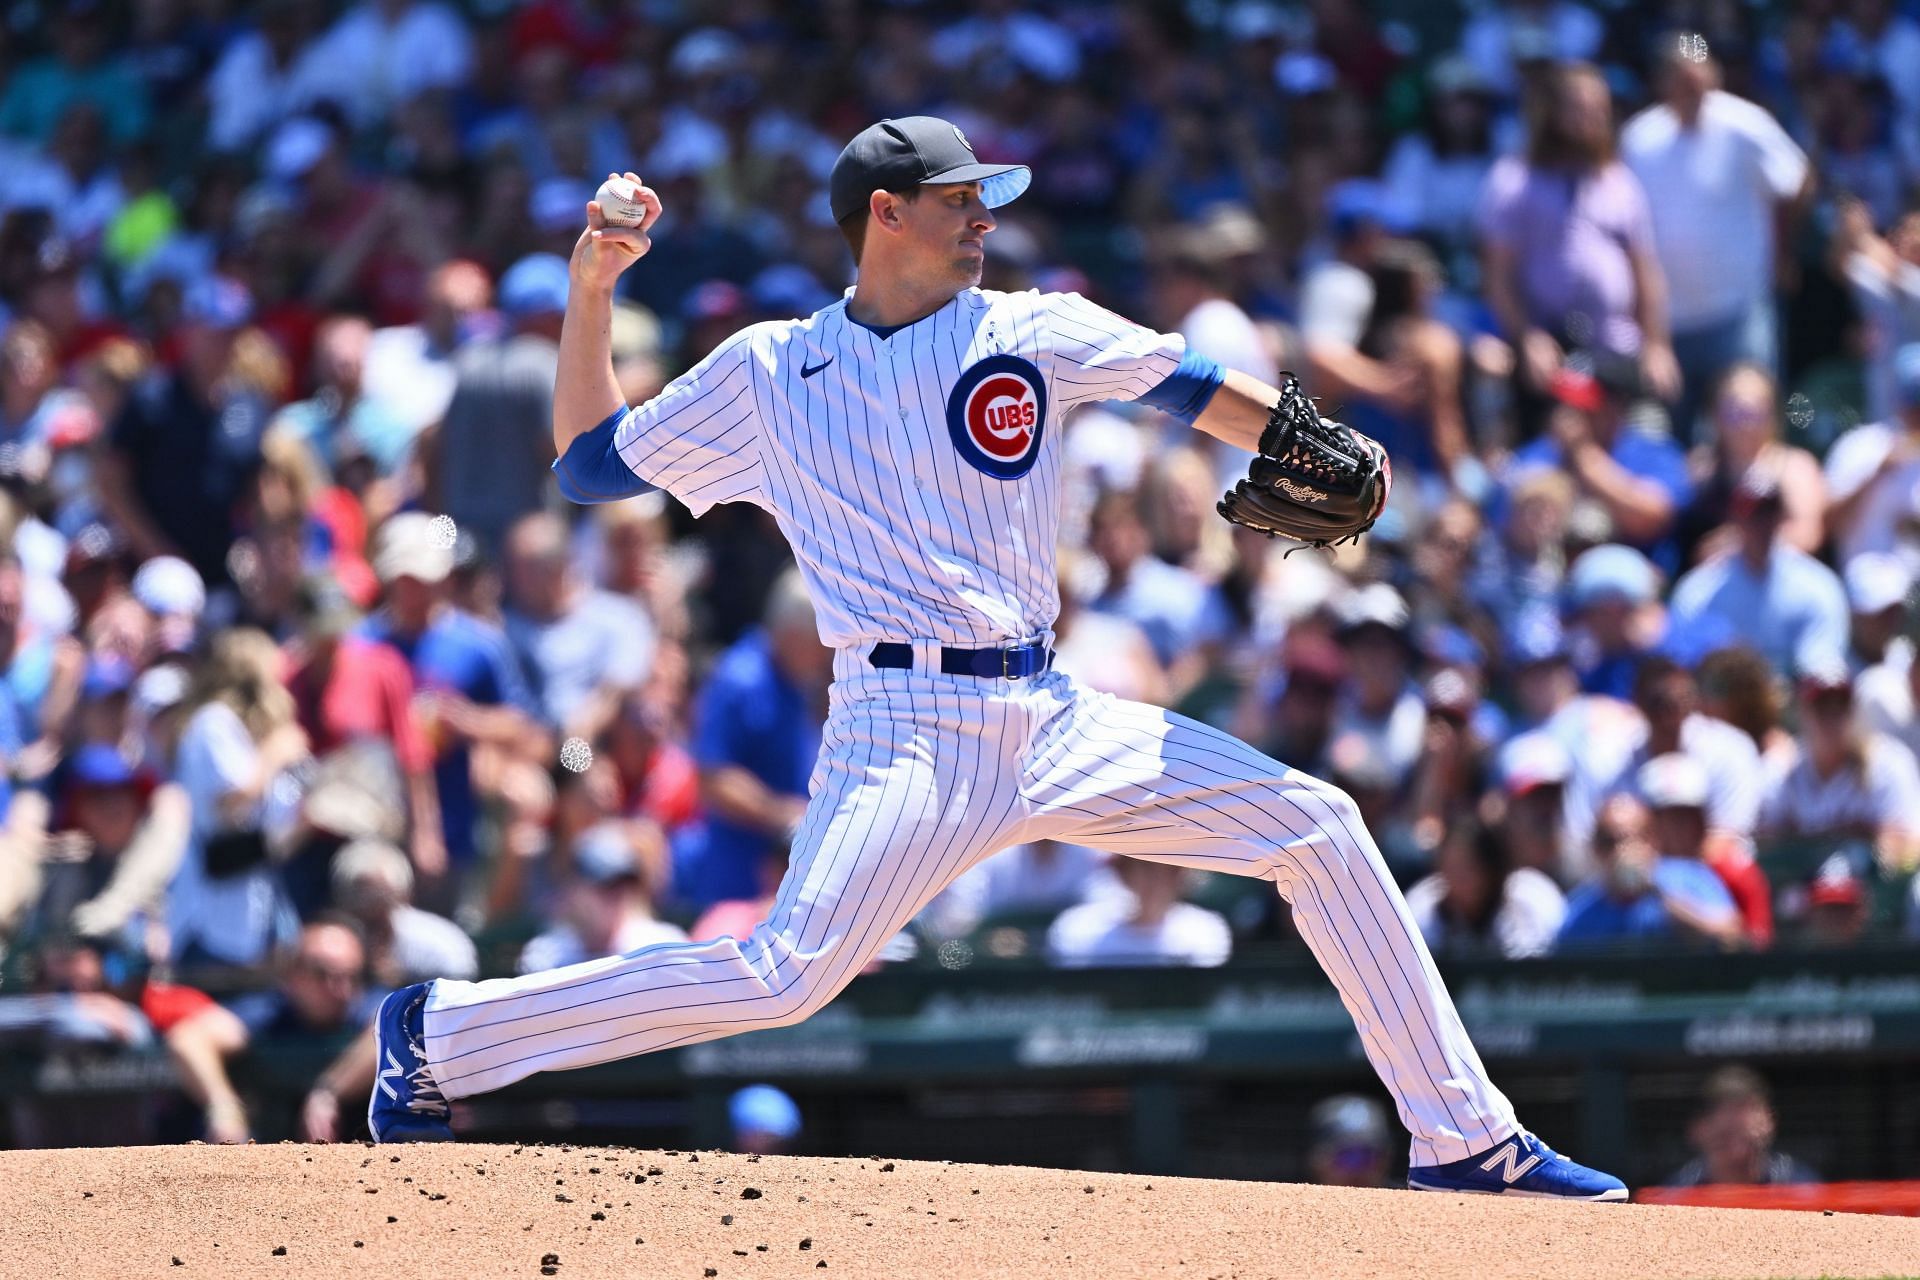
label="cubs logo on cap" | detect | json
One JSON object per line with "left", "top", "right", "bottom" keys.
{"left": 946, "top": 354, "right": 1047, "bottom": 479}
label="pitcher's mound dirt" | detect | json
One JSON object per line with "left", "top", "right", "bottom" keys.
{"left": 8, "top": 1143, "right": 1919, "bottom": 1279}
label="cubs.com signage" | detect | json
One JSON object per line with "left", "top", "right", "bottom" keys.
{"left": 946, "top": 353, "right": 1047, "bottom": 479}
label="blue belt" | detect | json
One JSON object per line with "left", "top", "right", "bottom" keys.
{"left": 868, "top": 640, "right": 1054, "bottom": 679}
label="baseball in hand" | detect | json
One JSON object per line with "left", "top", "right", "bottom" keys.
{"left": 595, "top": 176, "right": 648, "bottom": 227}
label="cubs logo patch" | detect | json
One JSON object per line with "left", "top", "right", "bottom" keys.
{"left": 945, "top": 354, "right": 1047, "bottom": 480}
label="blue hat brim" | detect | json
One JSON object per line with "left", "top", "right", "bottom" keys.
{"left": 921, "top": 163, "right": 1031, "bottom": 209}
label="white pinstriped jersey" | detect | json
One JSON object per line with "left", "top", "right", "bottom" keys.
{"left": 604, "top": 287, "right": 1185, "bottom": 649}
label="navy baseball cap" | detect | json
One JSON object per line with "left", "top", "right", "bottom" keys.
{"left": 829, "top": 116, "right": 1030, "bottom": 224}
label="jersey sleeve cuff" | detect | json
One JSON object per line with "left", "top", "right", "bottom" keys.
{"left": 552, "top": 404, "right": 655, "bottom": 504}
{"left": 1137, "top": 348, "right": 1226, "bottom": 425}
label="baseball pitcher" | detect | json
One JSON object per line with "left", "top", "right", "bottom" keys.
{"left": 370, "top": 116, "right": 1626, "bottom": 1200}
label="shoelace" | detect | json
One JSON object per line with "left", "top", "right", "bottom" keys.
{"left": 406, "top": 1063, "right": 448, "bottom": 1117}
{"left": 401, "top": 993, "right": 450, "bottom": 1116}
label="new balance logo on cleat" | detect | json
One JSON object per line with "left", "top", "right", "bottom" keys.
{"left": 1480, "top": 1141, "right": 1543, "bottom": 1184}
{"left": 377, "top": 1049, "right": 405, "bottom": 1101}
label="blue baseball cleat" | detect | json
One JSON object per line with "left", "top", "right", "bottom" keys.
{"left": 369, "top": 982, "right": 453, "bottom": 1143}
{"left": 1408, "top": 1132, "right": 1627, "bottom": 1201}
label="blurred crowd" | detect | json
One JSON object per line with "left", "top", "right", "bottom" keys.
{"left": 6, "top": 0, "right": 1920, "bottom": 1145}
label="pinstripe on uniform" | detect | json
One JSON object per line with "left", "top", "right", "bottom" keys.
{"left": 421, "top": 287, "right": 1520, "bottom": 1164}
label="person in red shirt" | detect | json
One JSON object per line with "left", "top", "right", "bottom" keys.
{"left": 604, "top": 691, "right": 700, "bottom": 834}
{"left": 283, "top": 575, "right": 445, "bottom": 882}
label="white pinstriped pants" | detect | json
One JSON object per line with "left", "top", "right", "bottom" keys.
{"left": 422, "top": 652, "right": 1519, "bottom": 1165}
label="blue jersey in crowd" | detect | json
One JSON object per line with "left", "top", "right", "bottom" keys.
{"left": 679, "top": 629, "right": 825, "bottom": 907}
{"left": 1556, "top": 857, "right": 1736, "bottom": 946}
{"left": 1508, "top": 430, "right": 1693, "bottom": 575}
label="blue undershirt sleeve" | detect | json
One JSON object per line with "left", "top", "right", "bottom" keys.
{"left": 1137, "top": 348, "right": 1227, "bottom": 425}
{"left": 552, "top": 405, "right": 657, "bottom": 504}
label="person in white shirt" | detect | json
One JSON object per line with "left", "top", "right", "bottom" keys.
{"left": 1826, "top": 343, "right": 1920, "bottom": 573}
{"left": 517, "top": 822, "right": 686, "bottom": 974}
{"left": 1153, "top": 237, "right": 1280, "bottom": 490}
{"left": 330, "top": 837, "right": 477, "bottom": 986}
{"left": 1299, "top": 182, "right": 1418, "bottom": 416}
{"left": 1762, "top": 662, "right": 1920, "bottom": 875}
{"left": 1046, "top": 856, "right": 1231, "bottom": 969}
{"left": 1621, "top": 33, "right": 1810, "bottom": 443}
{"left": 297, "top": 0, "right": 473, "bottom": 131}
{"left": 1406, "top": 818, "right": 1566, "bottom": 959}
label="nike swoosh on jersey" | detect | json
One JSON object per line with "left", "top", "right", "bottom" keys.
{"left": 801, "top": 358, "right": 834, "bottom": 379}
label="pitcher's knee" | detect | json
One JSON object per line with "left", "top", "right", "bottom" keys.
{"left": 1308, "top": 781, "right": 1365, "bottom": 831}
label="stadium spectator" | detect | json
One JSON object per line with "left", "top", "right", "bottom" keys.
{"left": 363, "top": 258, "right": 492, "bottom": 439}
{"left": 283, "top": 574, "right": 444, "bottom": 885}
{"left": 501, "top": 510, "right": 655, "bottom": 744}
{"left": 1669, "top": 469, "right": 1849, "bottom": 675}
{"left": 1844, "top": 551, "right": 1913, "bottom": 670}
{"left": 1501, "top": 607, "right": 1643, "bottom": 865}
{"left": 166, "top": 628, "right": 307, "bottom": 970}
{"left": 1154, "top": 215, "right": 1278, "bottom": 394}
{"left": 1556, "top": 793, "right": 1742, "bottom": 950}
{"left": 24, "top": 742, "right": 188, "bottom": 953}
{"left": 1327, "top": 584, "right": 1425, "bottom": 793}
{"left": 1638, "top": 753, "right": 1771, "bottom": 948}
{"left": 1824, "top": 341, "right": 1920, "bottom": 570}
{"left": 1495, "top": 731, "right": 1577, "bottom": 882}
{"left": 1471, "top": 465, "right": 1575, "bottom": 629}
{"left": 1621, "top": 34, "right": 1810, "bottom": 443}
{"left": 161, "top": 918, "right": 380, "bottom": 1144}
{"left": 1505, "top": 354, "right": 1690, "bottom": 574}
{"left": 679, "top": 569, "right": 825, "bottom": 909}
{"left": 1761, "top": 660, "right": 1920, "bottom": 875}
{"left": 1678, "top": 363, "right": 1825, "bottom": 561}
{"left": 1607, "top": 656, "right": 1764, "bottom": 865}
{"left": 270, "top": 313, "right": 415, "bottom": 482}
{"left": 1379, "top": 57, "right": 1500, "bottom": 269}
{"left": 328, "top": 836, "right": 476, "bottom": 986}
{"left": 1697, "top": 644, "right": 1799, "bottom": 770}
{"left": 1085, "top": 488, "right": 1230, "bottom": 692}
{"left": 588, "top": 492, "right": 691, "bottom": 645}
{"left": 1832, "top": 199, "right": 1920, "bottom": 425}
{"left": 1046, "top": 857, "right": 1232, "bottom": 969}
{"left": 1297, "top": 181, "right": 1419, "bottom": 418}
{"left": 1405, "top": 817, "right": 1566, "bottom": 959}
{"left": 1051, "top": 567, "right": 1168, "bottom": 707}
{"left": 95, "top": 276, "right": 267, "bottom": 588}
{"left": 1800, "top": 852, "right": 1873, "bottom": 948}
{"left": 1565, "top": 544, "right": 1664, "bottom": 701}
{"left": 1304, "top": 1094, "right": 1393, "bottom": 1190}
{"left": 1662, "top": 1065, "right": 1819, "bottom": 1187}
{"left": 299, "top": 0, "right": 474, "bottom": 132}
{"left": 517, "top": 820, "right": 683, "bottom": 973}
{"left": 203, "top": 0, "right": 332, "bottom": 153}
{"left": 424, "top": 254, "right": 568, "bottom": 555}
{"left": 361, "top": 511, "right": 545, "bottom": 879}
{"left": 1480, "top": 62, "right": 1679, "bottom": 433}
